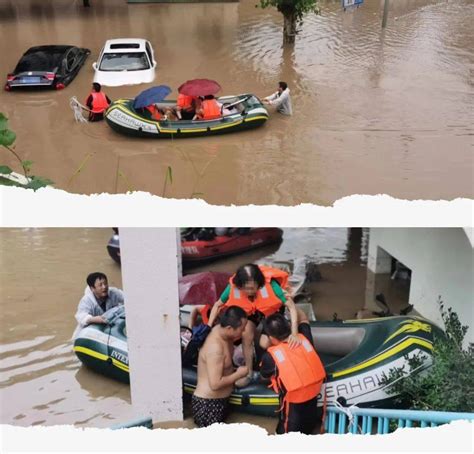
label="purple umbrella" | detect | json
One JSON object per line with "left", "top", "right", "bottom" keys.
{"left": 178, "top": 271, "right": 231, "bottom": 306}
{"left": 178, "top": 79, "right": 221, "bottom": 97}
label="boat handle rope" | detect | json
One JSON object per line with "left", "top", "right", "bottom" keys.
{"left": 70, "top": 96, "right": 92, "bottom": 123}
{"left": 333, "top": 399, "right": 361, "bottom": 432}
{"left": 331, "top": 361, "right": 429, "bottom": 433}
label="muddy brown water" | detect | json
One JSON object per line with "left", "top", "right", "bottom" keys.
{"left": 0, "top": 0, "right": 472, "bottom": 204}
{"left": 0, "top": 227, "right": 409, "bottom": 429}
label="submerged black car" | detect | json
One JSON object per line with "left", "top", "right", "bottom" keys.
{"left": 5, "top": 45, "right": 90, "bottom": 91}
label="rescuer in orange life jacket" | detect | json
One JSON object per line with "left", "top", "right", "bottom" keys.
{"left": 259, "top": 313, "right": 326, "bottom": 435}
{"left": 208, "top": 263, "right": 308, "bottom": 388}
{"left": 85, "top": 82, "right": 111, "bottom": 122}
{"left": 194, "top": 94, "right": 222, "bottom": 120}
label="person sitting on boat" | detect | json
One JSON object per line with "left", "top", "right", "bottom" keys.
{"left": 263, "top": 81, "right": 292, "bottom": 116}
{"left": 85, "top": 82, "right": 111, "bottom": 122}
{"left": 192, "top": 306, "right": 249, "bottom": 428}
{"left": 144, "top": 103, "right": 165, "bottom": 121}
{"left": 72, "top": 272, "right": 124, "bottom": 340}
{"left": 175, "top": 93, "right": 197, "bottom": 120}
{"left": 259, "top": 313, "right": 326, "bottom": 435}
{"left": 194, "top": 95, "right": 222, "bottom": 120}
{"left": 209, "top": 264, "right": 307, "bottom": 388}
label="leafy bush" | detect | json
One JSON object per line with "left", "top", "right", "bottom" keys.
{"left": 0, "top": 112, "right": 53, "bottom": 190}
{"left": 381, "top": 299, "right": 474, "bottom": 412}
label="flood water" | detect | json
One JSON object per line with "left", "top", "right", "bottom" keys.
{"left": 0, "top": 0, "right": 472, "bottom": 205}
{"left": 0, "top": 227, "right": 412, "bottom": 429}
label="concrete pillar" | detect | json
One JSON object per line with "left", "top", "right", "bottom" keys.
{"left": 365, "top": 240, "right": 393, "bottom": 311}
{"left": 367, "top": 244, "right": 392, "bottom": 274}
{"left": 176, "top": 228, "right": 183, "bottom": 278}
{"left": 119, "top": 228, "right": 183, "bottom": 423}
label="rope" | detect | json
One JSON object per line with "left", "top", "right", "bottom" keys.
{"left": 333, "top": 400, "right": 361, "bottom": 432}
{"left": 69, "top": 96, "right": 91, "bottom": 123}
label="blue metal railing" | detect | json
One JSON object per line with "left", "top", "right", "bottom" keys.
{"left": 110, "top": 416, "right": 153, "bottom": 430}
{"left": 324, "top": 407, "right": 474, "bottom": 434}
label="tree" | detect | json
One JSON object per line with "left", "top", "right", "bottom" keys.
{"left": 380, "top": 299, "right": 474, "bottom": 413}
{"left": 258, "top": 0, "right": 321, "bottom": 44}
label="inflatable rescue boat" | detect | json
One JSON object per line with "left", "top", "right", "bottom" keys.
{"left": 107, "top": 228, "right": 283, "bottom": 265}
{"left": 105, "top": 94, "right": 268, "bottom": 138}
{"left": 73, "top": 315, "right": 443, "bottom": 416}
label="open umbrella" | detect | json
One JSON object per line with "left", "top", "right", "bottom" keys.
{"left": 133, "top": 85, "right": 171, "bottom": 109}
{"left": 178, "top": 79, "right": 221, "bottom": 97}
{"left": 178, "top": 271, "right": 231, "bottom": 306}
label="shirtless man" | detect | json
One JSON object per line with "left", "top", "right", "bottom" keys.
{"left": 192, "top": 306, "right": 248, "bottom": 427}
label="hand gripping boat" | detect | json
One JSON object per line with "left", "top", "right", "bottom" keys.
{"left": 104, "top": 94, "right": 268, "bottom": 138}
{"left": 73, "top": 315, "right": 443, "bottom": 416}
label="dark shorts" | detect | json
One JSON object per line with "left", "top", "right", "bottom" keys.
{"left": 191, "top": 395, "right": 229, "bottom": 428}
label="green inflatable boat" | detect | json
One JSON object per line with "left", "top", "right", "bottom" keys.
{"left": 73, "top": 315, "right": 443, "bottom": 416}
{"left": 104, "top": 94, "right": 268, "bottom": 139}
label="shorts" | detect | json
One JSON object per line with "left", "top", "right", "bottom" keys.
{"left": 191, "top": 395, "right": 229, "bottom": 427}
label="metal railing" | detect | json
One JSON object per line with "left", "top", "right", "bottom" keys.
{"left": 324, "top": 406, "right": 474, "bottom": 434}
{"left": 110, "top": 416, "right": 153, "bottom": 430}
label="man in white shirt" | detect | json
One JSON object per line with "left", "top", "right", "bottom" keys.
{"left": 264, "top": 81, "right": 292, "bottom": 116}
{"left": 72, "top": 272, "right": 124, "bottom": 339}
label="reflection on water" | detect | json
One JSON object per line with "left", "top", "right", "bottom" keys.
{"left": 0, "top": 0, "right": 472, "bottom": 204}
{"left": 0, "top": 227, "right": 410, "bottom": 427}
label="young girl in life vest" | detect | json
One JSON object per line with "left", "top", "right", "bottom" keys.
{"left": 208, "top": 263, "right": 308, "bottom": 388}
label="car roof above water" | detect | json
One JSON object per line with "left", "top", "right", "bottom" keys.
{"left": 16, "top": 45, "right": 74, "bottom": 72}
{"left": 24, "top": 45, "right": 73, "bottom": 56}
{"left": 103, "top": 38, "right": 148, "bottom": 53}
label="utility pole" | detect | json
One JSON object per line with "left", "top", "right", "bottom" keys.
{"left": 382, "top": 0, "right": 389, "bottom": 28}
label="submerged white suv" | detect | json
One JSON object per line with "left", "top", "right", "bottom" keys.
{"left": 93, "top": 38, "right": 156, "bottom": 87}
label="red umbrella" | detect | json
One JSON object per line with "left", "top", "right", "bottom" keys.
{"left": 178, "top": 79, "right": 221, "bottom": 97}
{"left": 178, "top": 271, "right": 231, "bottom": 306}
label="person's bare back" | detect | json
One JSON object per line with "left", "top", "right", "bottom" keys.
{"left": 194, "top": 329, "right": 235, "bottom": 398}
{"left": 191, "top": 306, "right": 248, "bottom": 427}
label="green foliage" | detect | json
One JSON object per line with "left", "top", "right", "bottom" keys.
{"left": 0, "top": 113, "right": 17, "bottom": 147}
{"left": 258, "top": 0, "right": 321, "bottom": 26}
{"left": 0, "top": 165, "right": 13, "bottom": 175}
{"left": 381, "top": 299, "right": 474, "bottom": 412}
{"left": 0, "top": 112, "right": 53, "bottom": 190}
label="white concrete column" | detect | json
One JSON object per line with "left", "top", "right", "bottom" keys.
{"left": 176, "top": 228, "right": 183, "bottom": 278}
{"left": 120, "top": 228, "right": 183, "bottom": 422}
{"left": 367, "top": 243, "right": 392, "bottom": 274}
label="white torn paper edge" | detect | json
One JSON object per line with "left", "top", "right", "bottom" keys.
{"left": 0, "top": 187, "right": 472, "bottom": 227}
{"left": 0, "top": 420, "right": 473, "bottom": 453}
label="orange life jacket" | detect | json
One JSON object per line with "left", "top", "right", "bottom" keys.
{"left": 201, "top": 99, "right": 221, "bottom": 120}
{"left": 199, "top": 304, "right": 212, "bottom": 325}
{"left": 89, "top": 91, "right": 109, "bottom": 114}
{"left": 268, "top": 334, "right": 326, "bottom": 431}
{"left": 146, "top": 104, "right": 162, "bottom": 120}
{"left": 224, "top": 266, "right": 288, "bottom": 317}
{"left": 177, "top": 94, "right": 195, "bottom": 111}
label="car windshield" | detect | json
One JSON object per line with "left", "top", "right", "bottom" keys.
{"left": 99, "top": 52, "right": 150, "bottom": 71}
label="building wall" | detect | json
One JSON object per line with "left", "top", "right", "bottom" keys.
{"left": 368, "top": 228, "right": 473, "bottom": 344}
